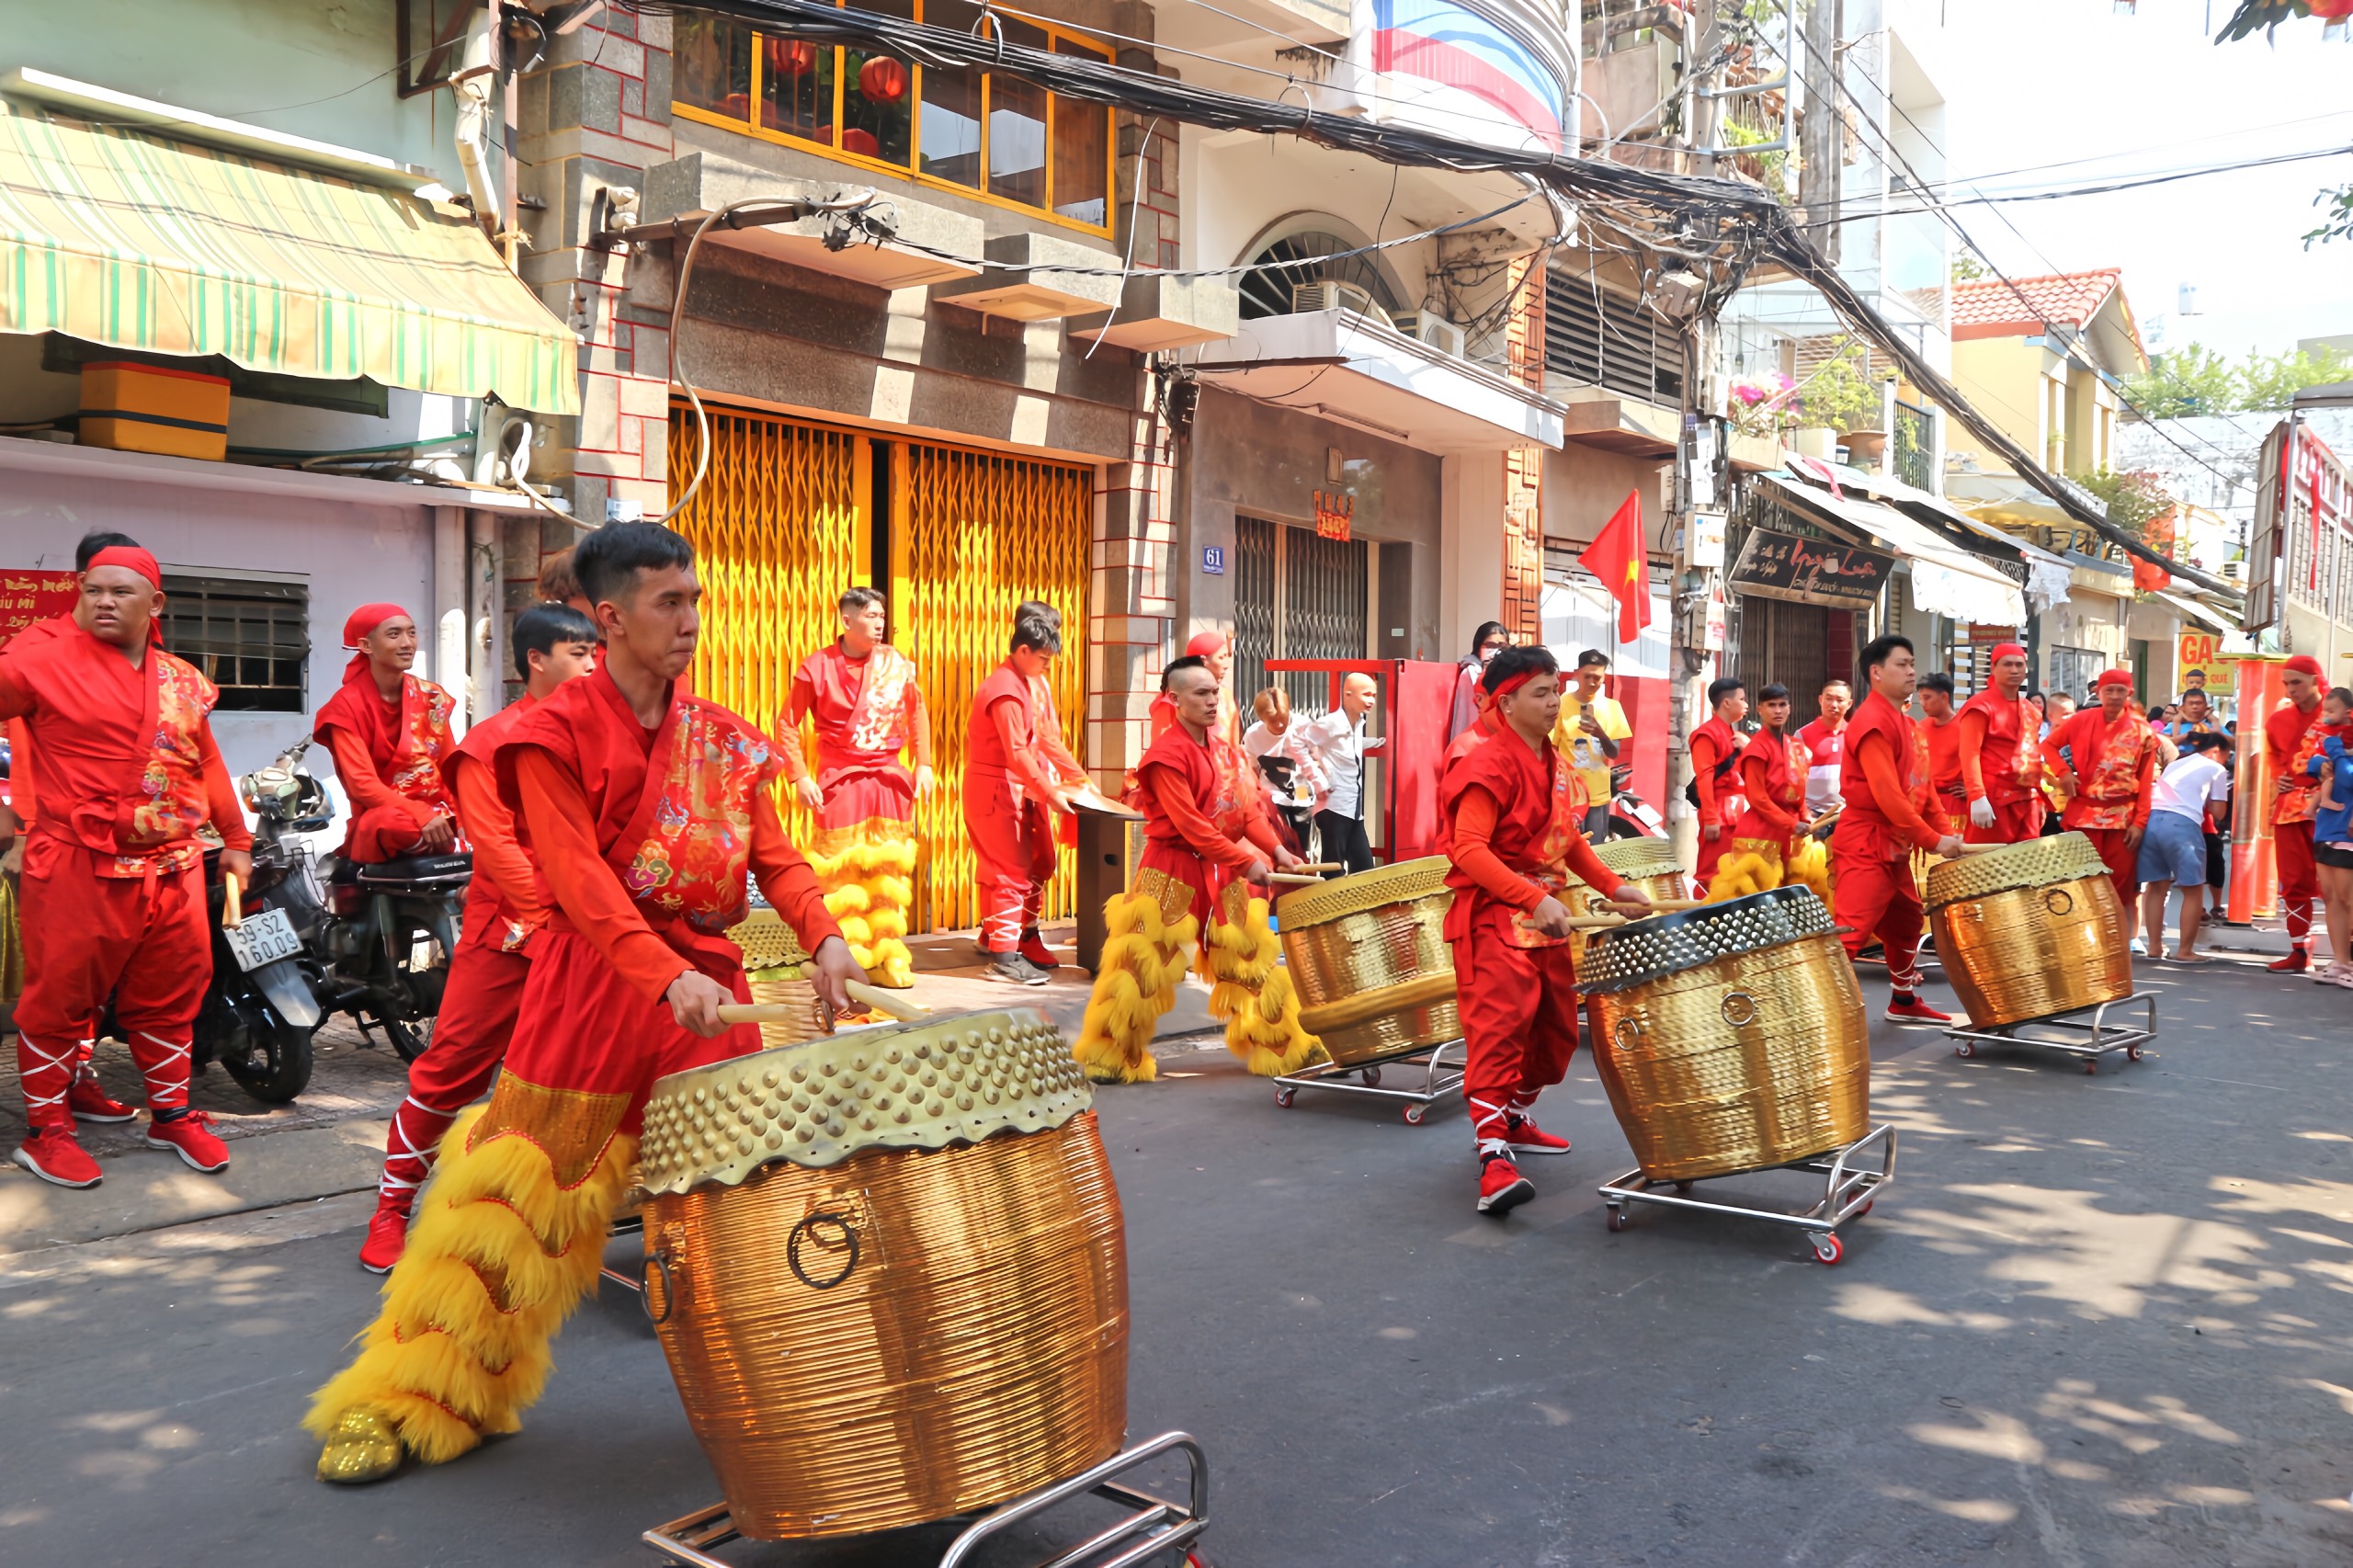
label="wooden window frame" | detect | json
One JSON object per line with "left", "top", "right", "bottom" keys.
{"left": 671, "top": 5, "right": 1117, "bottom": 238}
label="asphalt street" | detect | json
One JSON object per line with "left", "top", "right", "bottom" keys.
{"left": 3, "top": 951, "right": 2350, "bottom": 1568}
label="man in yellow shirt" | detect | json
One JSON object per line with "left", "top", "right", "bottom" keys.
{"left": 1553, "top": 648, "right": 1633, "bottom": 839}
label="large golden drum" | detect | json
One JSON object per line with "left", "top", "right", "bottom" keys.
{"left": 1277, "top": 857, "right": 1461, "bottom": 1067}
{"left": 1926, "top": 832, "right": 2131, "bottom": 1028}
{"left": 1563, "top": 835, "right": 1694, "bottom": 966}
{"left": 633, "top": 1007, "right": 1126, "bottom": 1540}
{"left": 1582, "top": 888, "right": 1870, "bottom": 1182}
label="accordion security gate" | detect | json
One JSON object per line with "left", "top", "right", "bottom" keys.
{"left": 669, "top": 404, "right": 1091, "bottom": 937}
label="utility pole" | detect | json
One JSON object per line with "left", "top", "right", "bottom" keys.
{"left": 1797, "top": 0, "right": 1843, "bottom": 265}
{"left": 1688, "top": 0, "right": 1722, "bottom": 176}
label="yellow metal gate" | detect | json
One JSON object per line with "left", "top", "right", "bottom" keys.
{"left": 669, "top": 404, "right": 1091, "bottom": 937}
{"left": 893, "top": 442, "right": 1093, "bottom": 934}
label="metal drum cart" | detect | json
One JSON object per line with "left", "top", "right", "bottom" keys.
{"left": 1927, "top": 833, "right": 2155, "bottom": 1074}
{"left": 1269, "top": 858, "right": 1467, "bottom": 1124}
{"left": 1580, "top": 888, "right": 1893, "bottom": 1265}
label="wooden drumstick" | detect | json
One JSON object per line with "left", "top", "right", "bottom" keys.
{"left": 846, "top": 981, "right": 928, "bottom": 1020}
{"left": 716, "top": 982, "right": 929, "bottom": 1028}
{"left": 222, "top": 871, "right": 244, "bottom": 929}
{"left": 1267, "top": 872, "right": 1326, "bottom": 885}
{"left": 1286, "top": 862, "right": 1343, "bottom": 873}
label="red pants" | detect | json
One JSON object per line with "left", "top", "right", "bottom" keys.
{"left": 1964, "top": 795, "right": 2041, "bottom": 845}
{"left": 967, "top": 795, "right": 1056, "bottom": 952}
{"left": 2277, "top": 820, "right": 2318, "bottom": 946}
{"left": 345, "top": 805, "right": 427, "bottom": 864}
{"left": 379, "top": 941, "right": 531, "bottom": 1210}
{"left": 1451, "top": 909, "right": 1581, "bottom": 1156}
{"left": 500, "top": 929, "right": 758, "bottom": 1136}
{"left": 1832, "top": 846, "right": 1925, "bottom": 992}
{"left": 1695, "top": 827, "right": 1730, "bottom": 891}
{"left": 15, "top": 843, "right": 208, "bottom": 1129}
{"left": 2079, "top": 826, "right": 2140, "bottom": 908}
{"left": 816, "top": 767, "right": 915, "bottom": 830}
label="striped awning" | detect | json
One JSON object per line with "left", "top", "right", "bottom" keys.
{"left": 0, "top": 100, "right": 579, "bottom": 415}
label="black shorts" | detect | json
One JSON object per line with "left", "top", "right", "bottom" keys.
{"left": 2317, "top": 843, "right": 2353, "bottom": 871}
{"left": 2203, "top": 830, "right": 2226, "bottom": 888}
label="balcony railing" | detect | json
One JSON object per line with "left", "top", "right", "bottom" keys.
{"left": 1893, "top": 396, "right": 1934, "bottom": 492}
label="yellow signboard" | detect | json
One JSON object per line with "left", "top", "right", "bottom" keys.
{"left": 2177, "top": 631, "right": 2238, "bottom": 687}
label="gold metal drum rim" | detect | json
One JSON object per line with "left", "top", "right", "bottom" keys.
{"left": 1594, "top": 835, "right": 1683, "bottom": 883}
{"left": 1923, "top": 830, "right": 2110, "bottom": 913}
{"left": 1274, "top": 856, "right": 1452, "bottom": 927}
{"left": 636, "top": 1006, "right": 1090, "bottom": 1196}
{"left": 1298, "top": 971, "right": 1459, "bottom": 1036}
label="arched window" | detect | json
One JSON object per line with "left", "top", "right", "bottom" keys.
{"left": 1236, "top": 222, "right": 1407, "bottom": 321}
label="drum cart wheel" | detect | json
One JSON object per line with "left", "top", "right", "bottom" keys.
{"left": 1943, "top": 994, "right": 2155, "bottom": 1074}
{"left": 1267, "top": 1038, "right": 1465, "bottom": 1126}
{"left": 642, "top": 1431, "right": 1211, "bottom": 1568}
{"left": 1596, "top": 1125, "right": 1895, "bottom": 1265}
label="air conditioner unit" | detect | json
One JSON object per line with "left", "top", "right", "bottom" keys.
{"left": 1290, "top": 278, "right": 1376, "bottom": 317}
{"left": 2221, "top": 561, "right": 2245, "bottom": 581}
{"left": 1391, "top": 311, "right": 1466, "bottom": 358}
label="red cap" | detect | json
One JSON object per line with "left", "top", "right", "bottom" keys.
{"left": 2285, "top": 654, "right": 2325, "bottom": 677}
{"left": 86, "top": 545, "right": 161, "bottom": 587}
{"left": 2097, "top": 668, "right": 2133, "bottom": 689}
{"left": 1990, "top": 642, "right": 2027, "bottom": 663}
{"left": 1184, "top": 631, "right": 1229, "bottom": 659}
{"left": 342, "top": 603, "right": 412, "bottom": 649}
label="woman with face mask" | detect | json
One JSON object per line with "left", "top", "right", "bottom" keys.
{"left": 1449, "top": 621, "right": 1509, "bottom": 744}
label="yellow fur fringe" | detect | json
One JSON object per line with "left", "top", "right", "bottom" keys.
{"left": 1205, "top": 894, "right": 1324, "bottom": 1077}
{"left": 1705, "top": 837, "right": 1832, "bottom": 907}
{"left": 1072, "top": 888, "right": 1195, "bottom": 1084}
{"left": 808, "top": 819, "right": 919, "bottom": 987}
{"left": 303, "top": 1109, "right": 636, "bottom": 1466}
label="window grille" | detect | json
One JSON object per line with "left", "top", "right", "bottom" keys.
{"left": 160, "top": 574, "right": 308, "bottom": 713}
{"left": 1542, "top": 271, "right": 1684, "bottom": 404}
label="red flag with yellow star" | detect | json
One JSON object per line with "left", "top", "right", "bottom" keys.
{"left": 1579, "top": 490, "right": 1652, "bottom": 644}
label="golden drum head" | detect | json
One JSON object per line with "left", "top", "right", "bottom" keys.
{"left": 1277, "top": 857, "right": 1460, "bottom": 1065}
{"left": 1594, "top": 835, "right": 1685, "bottom": 885}
{"left": 639, "top": 1008, "right": 1125, "bottom": 1540}
{"left": 1584, "top": 889, "right": 1869, "bottom": 1181}
{"left": 1926, "top": 833, "right": 2131, "bottom": 1028}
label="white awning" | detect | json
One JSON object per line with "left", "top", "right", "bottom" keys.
{"left": 1760, "top": 474, "right": 2027, "bottom": 626}
{"left": 2153, "top": 590, "right": 2232, "bottom": 633}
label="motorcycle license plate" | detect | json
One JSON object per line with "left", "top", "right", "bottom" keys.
{"left": 223, "top": 906, "right": 301, "bottom": 973}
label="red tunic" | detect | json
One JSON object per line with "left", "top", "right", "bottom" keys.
{"left": 1957, "top": 687, "right": 2042, "bottom": 810}
{"left": 2045, "top": 708, "right": 2158, "bottom": 832}
{"left": 315, "top": 667, "right": 459, "bottom": 859}
{"left": 445, "top": 695, "right": 548, "bottom": 956}
{"left": 1688, "top": 715, "right": 1746, "bottom": 827}
{"left": 1833, "top": 691, "right": 1941, "bottom": 863}
{"left": 2267, "top": 697, "right": 2326, "bottom": 826}
{"left": 1923, "top": 716, "right": 1965, "bottom": 821}
{"left": 1135, "top": 721, "right": 1279, "bottom": 918}
{"left": 778, "top": 642, "right": 932, "bottom": 827}
{"left": 965, "top": 660, "right": 1086, "bottom": 810}
{"left": 1438, "top": 731, "right": 1620, "bottom": 949}
{"left": 1733, "top": 728, "right": 1809, "bottom": 845}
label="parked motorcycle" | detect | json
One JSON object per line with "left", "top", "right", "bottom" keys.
{"left": 196, "top": 836, "right": 323, "bottom": 1104}
{"left": 1604, "top": 762, "right": 1668, "bottom": 840}
{"left": 219, "top": 743, "right": 468, "bottom": 1071}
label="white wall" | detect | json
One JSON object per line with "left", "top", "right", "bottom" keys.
{"left": 0, "top": 466, "right": 437, "bottom": 780}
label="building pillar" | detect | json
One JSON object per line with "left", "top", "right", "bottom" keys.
{"left": 432, "top": 506, "right": 469, "bottom": 734}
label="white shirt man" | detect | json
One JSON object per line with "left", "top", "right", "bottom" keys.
{"left": 1298, "top": 673, "right": 1388, "bottom": 874}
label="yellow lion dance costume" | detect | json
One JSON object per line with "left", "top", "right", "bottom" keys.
{"left": 805, "top": 819, "right": 918, "bottom": 988}
{"left": 1705, "top": 835, "right": 1834, "bottom": 906}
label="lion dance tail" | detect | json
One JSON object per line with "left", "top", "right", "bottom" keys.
{"left": 811, "top": 821, "right": 919, "bottom": 989}
{"left": 1204, "top": 890, "right": 1324, "bottom": 1079}
{"left": 1073, "top": 887, "right": 1195, "bottom": 1084}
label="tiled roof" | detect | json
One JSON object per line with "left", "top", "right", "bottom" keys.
{"left": 1950, "top": 268, "right": 2122, "bottom": 338}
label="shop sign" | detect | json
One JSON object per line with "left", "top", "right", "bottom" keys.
{"left": 1313, "top": 489, "right": 1354, "bottom": 542}
{"left": 1727, "top": 527, "right": 1893, "bottom": 608}
{"left": 0, "top": 571, "right": 78, "bottom": 652}
{"left": 2177, "top": 630, "right": 2238, "bottom": 687}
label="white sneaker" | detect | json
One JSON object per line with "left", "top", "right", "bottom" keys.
{"left": 2128, "top": 937, "right": 2148, "bottom": 956}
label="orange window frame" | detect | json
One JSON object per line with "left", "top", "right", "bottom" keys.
{"left": 670, "top": 4, "right": 1117, "bottom": 238}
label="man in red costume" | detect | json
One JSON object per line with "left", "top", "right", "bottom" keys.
{"left": 1832, "top": 634, "right": 1965, "bottom": 1025}
{"left": 1917, "top": 674, "right": 1966, "bottom": 835}
{"left": 2266, "top": 653, "right": 2335, "bottom": 972}
{"left": 1442, "top": 646, "right": 1649, "bottom": 1217}
{"left": 777, "top": 586, "right": 934, "bottom": 988}
{"left": 1796, "top": 679, "right": 1851, "bottom": 817}
{"left": 2042, "top": 669, "right": 2160, "bottom": 942}
{"left": 1688, "top": 676, "right": 1749, "bottom": 892}
{"left": 1, "top": 546, "right": 251, "bottom": 1188}
{"left": 1731, "top": 682, "right": 1811, "bottom": 869}
{"left": 314, "top": 604, "right": 460, "bottom": 863}
{"left": 357, "top": 604, "right": 598, "bottom": 1272}
{"left": 309, "top": 522, "right": 860, "bottom": 1485}
{"left": 1074, "top": 657, "right": 1316, "bottom": 1082}
{"left": 1958, "top": 642, "right": 2045, "bottom": 844}
{"left": 1146, "top": 631, "right": 1243, "bottom": 747}
{"left": 964, "top": 600, "right": 1089, "bottom": 986}
{"left": 2, "top": 529, "right": 155, "bottom": 1127}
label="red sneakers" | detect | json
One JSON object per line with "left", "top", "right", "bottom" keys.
{"left": 2268, "top": 949, "right": 2310, "bottom": 973}
{"left": 1504, "top": 1114, "right": 1572, "bottom": 1156}
{"left": 1884, "top": 995, "right": 1955, "bottom": 1024}
{"left": 1477, "top": 1155, "right": 1535, "bottom": 1216}
{"left": 13, "top": 1125, "right": 103, "bottom": 1188}
{"left": 68, "top": 1074, "right": 137, "bottom": 1124}
{"left": 145, "top": 1110, "right": 231, "bottom": 1174}
{"left": 358, "top": 1199, "right": 412, "bottom": 1275}
{"left": 1017, "top": 928, "right": 1060, "bottom": 971}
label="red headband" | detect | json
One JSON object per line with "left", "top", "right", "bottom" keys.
{"left": 1184, "top": 631, "right": 1228, "bottom": 659}
{"left": 1488, "top": 668, "right": 1540, "bottom": 703}
{"left": 1991, "top": 642, "right": 2027, "bottom": 664}
{"left": 2285, "top": 654, "right": 2324, "bottom": 677}
{"left": 2097, "top": 668, "right": 2133, "bottom": 689}
{"left": 343, "top": 603, "right": 411, "bottom": 650}
{"left": 87, "top": 545, "right": 161, "bottom": 586}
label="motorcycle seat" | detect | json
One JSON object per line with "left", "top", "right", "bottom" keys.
{"left": 352, "top": 852, "right": 473, "bottom": 887}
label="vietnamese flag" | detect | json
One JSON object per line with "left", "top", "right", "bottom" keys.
{"left": 1580, "top": 490, "right": 1653, "bottom": 644}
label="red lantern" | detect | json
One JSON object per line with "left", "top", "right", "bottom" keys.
{"left": 764, "top": 36, "right": 817, "bottom": 77}
{"left": 841, "top": 127, "right": 882, "bottom": 157}
{"left": 858, "top": 55, "right": 908, "bottom": 103}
